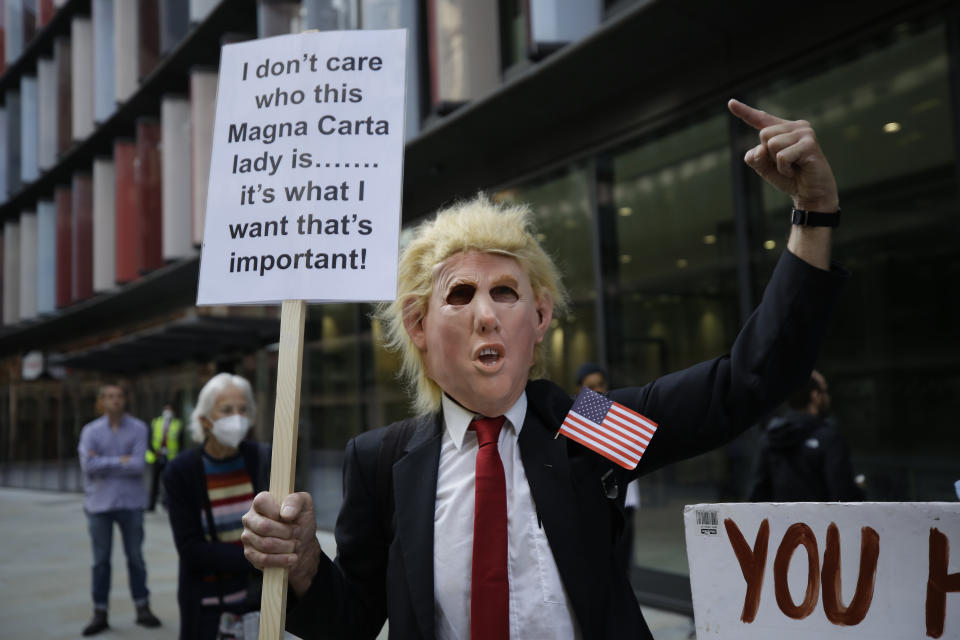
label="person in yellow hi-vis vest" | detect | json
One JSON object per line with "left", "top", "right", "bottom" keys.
{"left": 146, "top": 403, "right": 184, "bottom": 511}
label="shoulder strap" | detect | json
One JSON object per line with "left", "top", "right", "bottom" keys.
{"left": 198, "top": 453, "right": 220, "bottom": 543}
{"left": 374, "top": 419, "right": 419, "bottom": 537}
{"left": 197, "top": 453, "right": 228, "bottom": 607}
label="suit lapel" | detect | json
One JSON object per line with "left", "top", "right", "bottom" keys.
{"left": 519, "top": 380, "right": 597, "bottom": 636}
{"left": 393, "top": 413, "right": 442, "bottom": 639}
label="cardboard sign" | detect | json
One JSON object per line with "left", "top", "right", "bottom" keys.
{"left": 684, "top": 502, "right": 960, "bottom": 639}
{"left": 196, "top": 29, "right": 407, "bottom": 305}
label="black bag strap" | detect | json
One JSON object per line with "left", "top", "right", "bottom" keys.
{"left": 198, "top": 453, "right": 228, "bottom": 609}
{"left": 199, "top": 453, "right": 220, "bottom": 543}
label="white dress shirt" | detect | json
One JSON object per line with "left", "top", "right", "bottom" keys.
{"left": 434, "top": 393, "right": 581, "bottom": 639}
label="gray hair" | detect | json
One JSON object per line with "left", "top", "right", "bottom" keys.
{"left": 188, "top": 373, "right": 256, "bottom": 443}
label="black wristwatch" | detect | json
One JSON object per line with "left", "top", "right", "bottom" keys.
{"left": 791, "top": 207, "right": 841, "bottom": 227}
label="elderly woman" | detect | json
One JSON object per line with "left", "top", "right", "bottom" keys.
{"left": 163, "top": 373, "right": 270, "bottom": 639}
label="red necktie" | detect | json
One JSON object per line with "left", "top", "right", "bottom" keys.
{"left": 470, "top": 415, "right": 509, "bottom": 640}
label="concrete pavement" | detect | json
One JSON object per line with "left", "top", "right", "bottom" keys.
{"left": 0, "top": 488, "right": 179, "bottom": 639}
{"left": 0, "top": 488, "right": 693, "bottom": 639}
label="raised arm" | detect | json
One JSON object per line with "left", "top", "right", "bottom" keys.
{"left": 728, "top": 99, "right": 838, "bottom": 271}
{"left": 607, "top": 101, "right": 848, "bottom": 480}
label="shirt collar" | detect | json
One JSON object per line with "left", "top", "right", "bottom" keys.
{"left": 441, "top": 392, "right": 528, "bottom": 450}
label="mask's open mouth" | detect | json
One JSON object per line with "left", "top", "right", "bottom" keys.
{"left": 477, "top": 347, "right": 502, "bottom": 366}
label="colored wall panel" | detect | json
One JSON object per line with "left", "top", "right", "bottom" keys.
{"left": 54, "top": 34, "right": 71, "bottom": 153}
{"left": 5, "top": 87, "right": 20, "bottom": 195}
{"left": 0, "top": 1, "right": 7, "bottom": 74}
{"left": 36, "top": 199, "right": 56, "bottom": 314}
{"left": 92, "top": 0, "right": 116, "bottom": 123}
{"left": 2, "top": 219, "right": 18, "bottom": 323}
{"left": 114, "top": 139, "right": 137, "bottom": 283}
{"left": 135, "top": 118, "right": 162, "bottom": 273}
{"left": 37, "top": 0, "right": 54, "bottom": 27}
{"left": 19, "top": 210, "right": 36, "bottom": 319}
{"left": 161, "top": 95, "right": 194, "bottom": 260}
{"left": 20, "top": 74, "right": 37, "bottom": 183}
{"left": 21, "top": 0, "right": 34, "bottom": 42}
{"left": 92, "top": 157, "right": 116, "bottom": 292}
{"left": 0, "top": 108, "right": 7, "bottom": 197}
{"left": 114, "top": 0, "right": 138, "bottom": 103}
{"left": 72, "top": 173, "right": 93, "bottom": 301}
{"left": 190, "top": 68, "right": 216, "bottom": 246}
{"left": 137, "top": 0, "right": 159, "bottom": 80}
{"left": 36, "top": 56, "right": 57, "bottom": 170}
{"left": 5, "top": 0, "right": 22, "bottom": 65}
{"left": 54, "top": 185, "right": 71, "bottom": 307}
{"left": 70, "top": 16, "right": 94, "bottom": 140}
{"left": 426, "top": 0, "right": 499, "bottom": 108}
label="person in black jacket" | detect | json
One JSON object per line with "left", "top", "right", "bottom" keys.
{"left": 163, "top": 373, "right": 270, "bottom": 639}
{"left": 240, "top": 99, "right": 848, "bottom": 639}
{"left": 749, "top": 370, "right": 864, "bottom": 502}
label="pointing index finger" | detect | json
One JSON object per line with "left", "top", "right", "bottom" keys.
{"left": 728, "top": 99, "right": 786, "bottom": 131}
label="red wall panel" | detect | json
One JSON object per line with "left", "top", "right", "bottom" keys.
{"left": 135, "top": 118, "right": 163, "bottom": 273}
{"left": 114, "top": 139, "right": 138, "bottom": 284}
{"left": 54, "top": 185, "right": 72, "bottom": 308}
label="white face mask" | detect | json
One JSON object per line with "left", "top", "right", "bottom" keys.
{"left": 162, "top": 409, "right": 174, "bottom": 420}
{"left": 210, "top": 414, "right": 250, "bottom": 449}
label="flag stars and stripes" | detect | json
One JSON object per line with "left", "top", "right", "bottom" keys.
{"left": 559, "top": 388, "right": 659, "bottom": 470}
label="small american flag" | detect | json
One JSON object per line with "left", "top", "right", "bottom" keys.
{"left": 559, "top": 388, "right": 658, "bottom": 470}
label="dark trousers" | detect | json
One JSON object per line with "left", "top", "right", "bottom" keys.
{"left": 147, "top": 460, "right": 166, "bottom": 511}
{"left": 86, "top": 509, "right": 149, "bottom": 609}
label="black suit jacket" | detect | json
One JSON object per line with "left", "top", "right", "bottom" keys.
{"left": 287, "top": 251, "right": 848, "bottom": 639}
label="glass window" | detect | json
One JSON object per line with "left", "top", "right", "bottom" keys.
{"left": 496, "top": 165, "right": 599, "bottom": 392}
{"left": 303, "top": 0, "right": 360, "bottom": 30}
{"left": 754, "top": 21, "right": 960, "bottom": 501}
{"left": 609, "top": 113, "right": 739, "bottom": 381}
{"left": 606, "top": 112, "right": 743, "bottom": 575}
{"left": 371, "top": 312, "right": 411, "bottom": 425}
{"left": 304, "top": 304, "right": 368, "bottom": 450}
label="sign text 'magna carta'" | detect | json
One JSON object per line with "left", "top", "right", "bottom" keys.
{"left": 196, "top": 30, "right": 407, "bottom": 305}
{"left": 684, "top": 502, "right": 960, "bottom": 639}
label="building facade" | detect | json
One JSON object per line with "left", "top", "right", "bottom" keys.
{"left": 0, "top": 0, "right": 957, "bottom": 612}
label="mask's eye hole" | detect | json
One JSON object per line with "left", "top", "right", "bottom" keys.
{"left": 446, "top": 284, "right": 476, "bottom": 305}
{"left": 491, "top": 286, "right": 519, "bottom": 303}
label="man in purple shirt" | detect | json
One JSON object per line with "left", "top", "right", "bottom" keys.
{"left": 77, "top": 383, "right": 162, "bottom": 636}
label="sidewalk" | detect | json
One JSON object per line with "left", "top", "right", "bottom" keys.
{"left": 0, "top": 487, "right": 693, "bottom": 639}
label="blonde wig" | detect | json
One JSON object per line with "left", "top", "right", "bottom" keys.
{"left": 376, "top": 195, "right": 569, "bottom": 415}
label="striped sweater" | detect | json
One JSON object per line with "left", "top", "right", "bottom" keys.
{"left": 202, "top": 453, "right": 254, "bottom": 544}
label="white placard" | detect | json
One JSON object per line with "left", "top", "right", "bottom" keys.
{"left": 684, "top": 502, "right": 960, "bottom": 639}
{"left": 197, "top": 29, "right": 407, "bottom": 305}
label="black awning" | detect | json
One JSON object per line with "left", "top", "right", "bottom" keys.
{"left": 49, "top": 315, "right": 280, "bottom": 374}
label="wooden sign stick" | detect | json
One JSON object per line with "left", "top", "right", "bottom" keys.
{"left": 259, "top": 299, "right": 307, "bottom": 639}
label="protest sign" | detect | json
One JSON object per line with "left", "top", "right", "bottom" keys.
{"left": 684, "top": 502, "right": 960, "bottom": 639}
{"left": 196, "top": 29, "right": 406, "bottom": 305}
{"left": 195, "top": 29, "right": 407, "bottom": 639}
